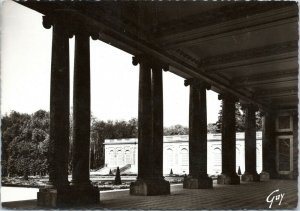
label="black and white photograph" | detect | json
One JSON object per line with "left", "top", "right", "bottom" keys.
{"left": 0, "top": 0, "right": 298, "bottom": 209}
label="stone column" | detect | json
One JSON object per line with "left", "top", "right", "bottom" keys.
{"left": 152, "top": 64, "right": 164, "bottom": 179}
{"left": 260, "top": 111, "right": 276, "bottom": 180}
{"left": 130, "top": 56, "right": 170, "bottom": 196}
{"left": 37, "top": 15, "right": 71, "bottom": 207}
{"left": 241, "top": 104, "right": 260, "bottom": 182}
{"left": 70, "top": 32, "right": 99, "bottom": 204}
{"left": 217, "top": 94, "right": 240, "bottom": 185}
{"left": 183, "top": 79, "right": 212, "bottom": 189}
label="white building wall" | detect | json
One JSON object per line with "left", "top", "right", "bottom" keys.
{"left": 104, "top": 132, "right": 262, "bottom": 175}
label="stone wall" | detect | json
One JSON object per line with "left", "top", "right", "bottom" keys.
{"left": 104, "top": 132, "right": 263, "bottom": 175}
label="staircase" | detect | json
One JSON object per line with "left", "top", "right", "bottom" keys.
{"left": 112, "top": 164, "right": 131, "bottom": 174}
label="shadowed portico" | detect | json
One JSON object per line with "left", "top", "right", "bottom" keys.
{"left": 13, "top": 1, "right": 298, "bottom": 208}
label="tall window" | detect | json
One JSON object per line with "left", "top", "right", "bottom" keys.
{"left": 125, "top": 150, "right": 131, "bottom": 164}
{"left": 181, "top": 148, "right": 188, "bottom": 166}
{"left": 213, "top": 147, "right": 222, "bottom": 174}
{"left": 166, "top": 148, "right": 173, "bottom": 168}
{"left": 109, "top": 150, "right": 115, "bottom": 166}
{"left": 117, "top": 150, "right": 123, "bottom": 167}
{"left": 276, "top": 136, "right": 293, "bottom": 174}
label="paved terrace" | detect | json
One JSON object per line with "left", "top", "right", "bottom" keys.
{"left": 2, "top": 180, "right": 298, "bottom": 210}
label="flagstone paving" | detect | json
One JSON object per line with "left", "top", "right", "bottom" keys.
{"left": 2, "top": 180, "right": 298, "bottom": 210}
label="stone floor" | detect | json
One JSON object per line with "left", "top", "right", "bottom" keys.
{"left": 2, "top": 180, "right": 298, "bottom": 210}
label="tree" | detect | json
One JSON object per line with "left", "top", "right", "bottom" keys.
{"left": 215, "top": 102, "right": 262, "bottom": 132}
{"left": 1, "top": 110, "right": 139, "bottom": 176}
{"left": 1, "top": 111, "right": 30, "bottom": 176}
{"left": 256, "top": 110, "right": 262, "bottom": 130}
{"left": 207, "top": 123, "right": 218, "bottom": 133}
{"left": 3, "top": 110, "right": 49, "bottom": 177}
{"left": 235, "top": 103, "right": 245, "bottom": 132}
{"left": 164, "top": 125, "right": 188, "bottom": 135}
{"left": 215, "top": 102, "right": 245, "bottom": 132}
{"left": 114, "top": 167, "right": 122, "bottom": 185}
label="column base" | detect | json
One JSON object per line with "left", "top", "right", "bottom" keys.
{"left": 130, "top": 178, "right": 170, "bottom": 196}
{"left": 260, "top": 171, "right": 270, "bottom": 181}
{"left": 217, "top": 173, "right": 240, "bottom": 185}
{"left": 37, "top": 185, "right": 99, "bottom": 208}
{"left": 69, "top": 184, "right": 100, "bottom": 206}
{"left": 241, "top": 172, "right": 260, "bottom": 182}
{"left": 183, "top": 176, "right": 213, "bottom": 189}
{"left": 37, "top": 187, "right": 72, "bottom": 208}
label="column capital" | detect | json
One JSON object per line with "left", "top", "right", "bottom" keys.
{"left": 218, "top": 93, "right": 239, "bottom": 102}
{"left": 42, "top": 13, "right": 99, "bottom": 39}
{"left": 132, "top": 55, "right": 169, "bottom": 71}
{"left": 42, "top": 15, "right": 53, "bottom": 29}
{"left": 184, "top": 78, "right": 211, "bottom": 90}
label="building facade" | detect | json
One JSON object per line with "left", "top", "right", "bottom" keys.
{"left": 104, "top": 132, "right": 263, "bottom": 175}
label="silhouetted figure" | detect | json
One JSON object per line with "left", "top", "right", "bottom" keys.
{"left": 237, "top": 166, "right": 242, "bottom": 176}
{"left": 23, "top": 170, "right": 29, "bottom": 181}
{"left": 114, "top": 167, "right": 122, "bottom": 185}
{"left": 170, "top": 168, "right": 173, "bottom": 175}
{"left": 109, "top": 169, "right": 113, "bottom": 175}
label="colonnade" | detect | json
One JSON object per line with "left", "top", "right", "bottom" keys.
{"left": 38, "top": 14, "right": 99, "bottom": 207}
{"left": 38, "top": 13, "right": 275, "bottom": 207}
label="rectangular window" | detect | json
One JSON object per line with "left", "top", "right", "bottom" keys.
{"left": 276, "top": 115, "right": 293, "bottom": 132}
{"left": 276, "top": 136, "right": 293, "bottom": 174}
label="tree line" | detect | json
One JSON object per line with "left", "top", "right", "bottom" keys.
{"left": 1, "top": 110, "right": 139, "bottom": 177}
{"left": 1, "top": 110, "right": 187, "bottom": 177}
{"left": 1, "top": 103, "right": 261, "bottom": 177}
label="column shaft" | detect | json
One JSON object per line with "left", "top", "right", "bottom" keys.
{"left": 244, "top": 106, "right": 257, "bottom": 173}
{"left": 137, "top": 62, "right": 153, "bottom": 179}
{"left": 184, "top": 80, "right": 212, "bottom": 189}
{"left": 198, "top": 86, "right": 208, "bottom": 176}
{"left": 130, "top": 57, "right": 170, "bottom": 195}
{"left": 152, "top": 66, "right": 163, "bottom": 178}
{"left": 261, "top": 112, "right": 276, "bottom": 179}
{"left": 48, "top": 23, "right": 70, "bottom": 187}
{"left": 217, "top": 94, "right": 240, "bottom": 184}
{"left": 242, "top": 105, "right": 259, "bottom": 181}
{"left": 72, "top": 33, "right": 91, "bottom": 185}
{"left": 222, "top": 97, "right": 236, "bottom": 175}
{"left": 188, "top": 85, "right": 201, "bottom": 177}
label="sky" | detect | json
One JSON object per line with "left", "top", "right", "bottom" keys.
{"left": 0, "top": 0, "right": 221, "bottom": 127}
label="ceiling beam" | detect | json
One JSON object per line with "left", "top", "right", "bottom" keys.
{"left": 242, "top": 79, "right": 298, "bottom": 89}
{"left": 234, "top": 78, "right": 298, "bottom": 88}
{"left": 201, "top": 40, "right": 297, "bottom": 70}
{"left": 157, "top": 5, "right": 297, "bottom": 49}
{"left": 254, "top": 87, "right": 298, "bottom": 98}
{"left": 232, "top": 68, "right": 298, "bottom": 84}
{"left": 205, "top": 56, "right": 297, "bottom": 74}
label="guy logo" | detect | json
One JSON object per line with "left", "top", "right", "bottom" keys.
{"left": 266, "top": 189, "right": 285, "bottom": 208}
